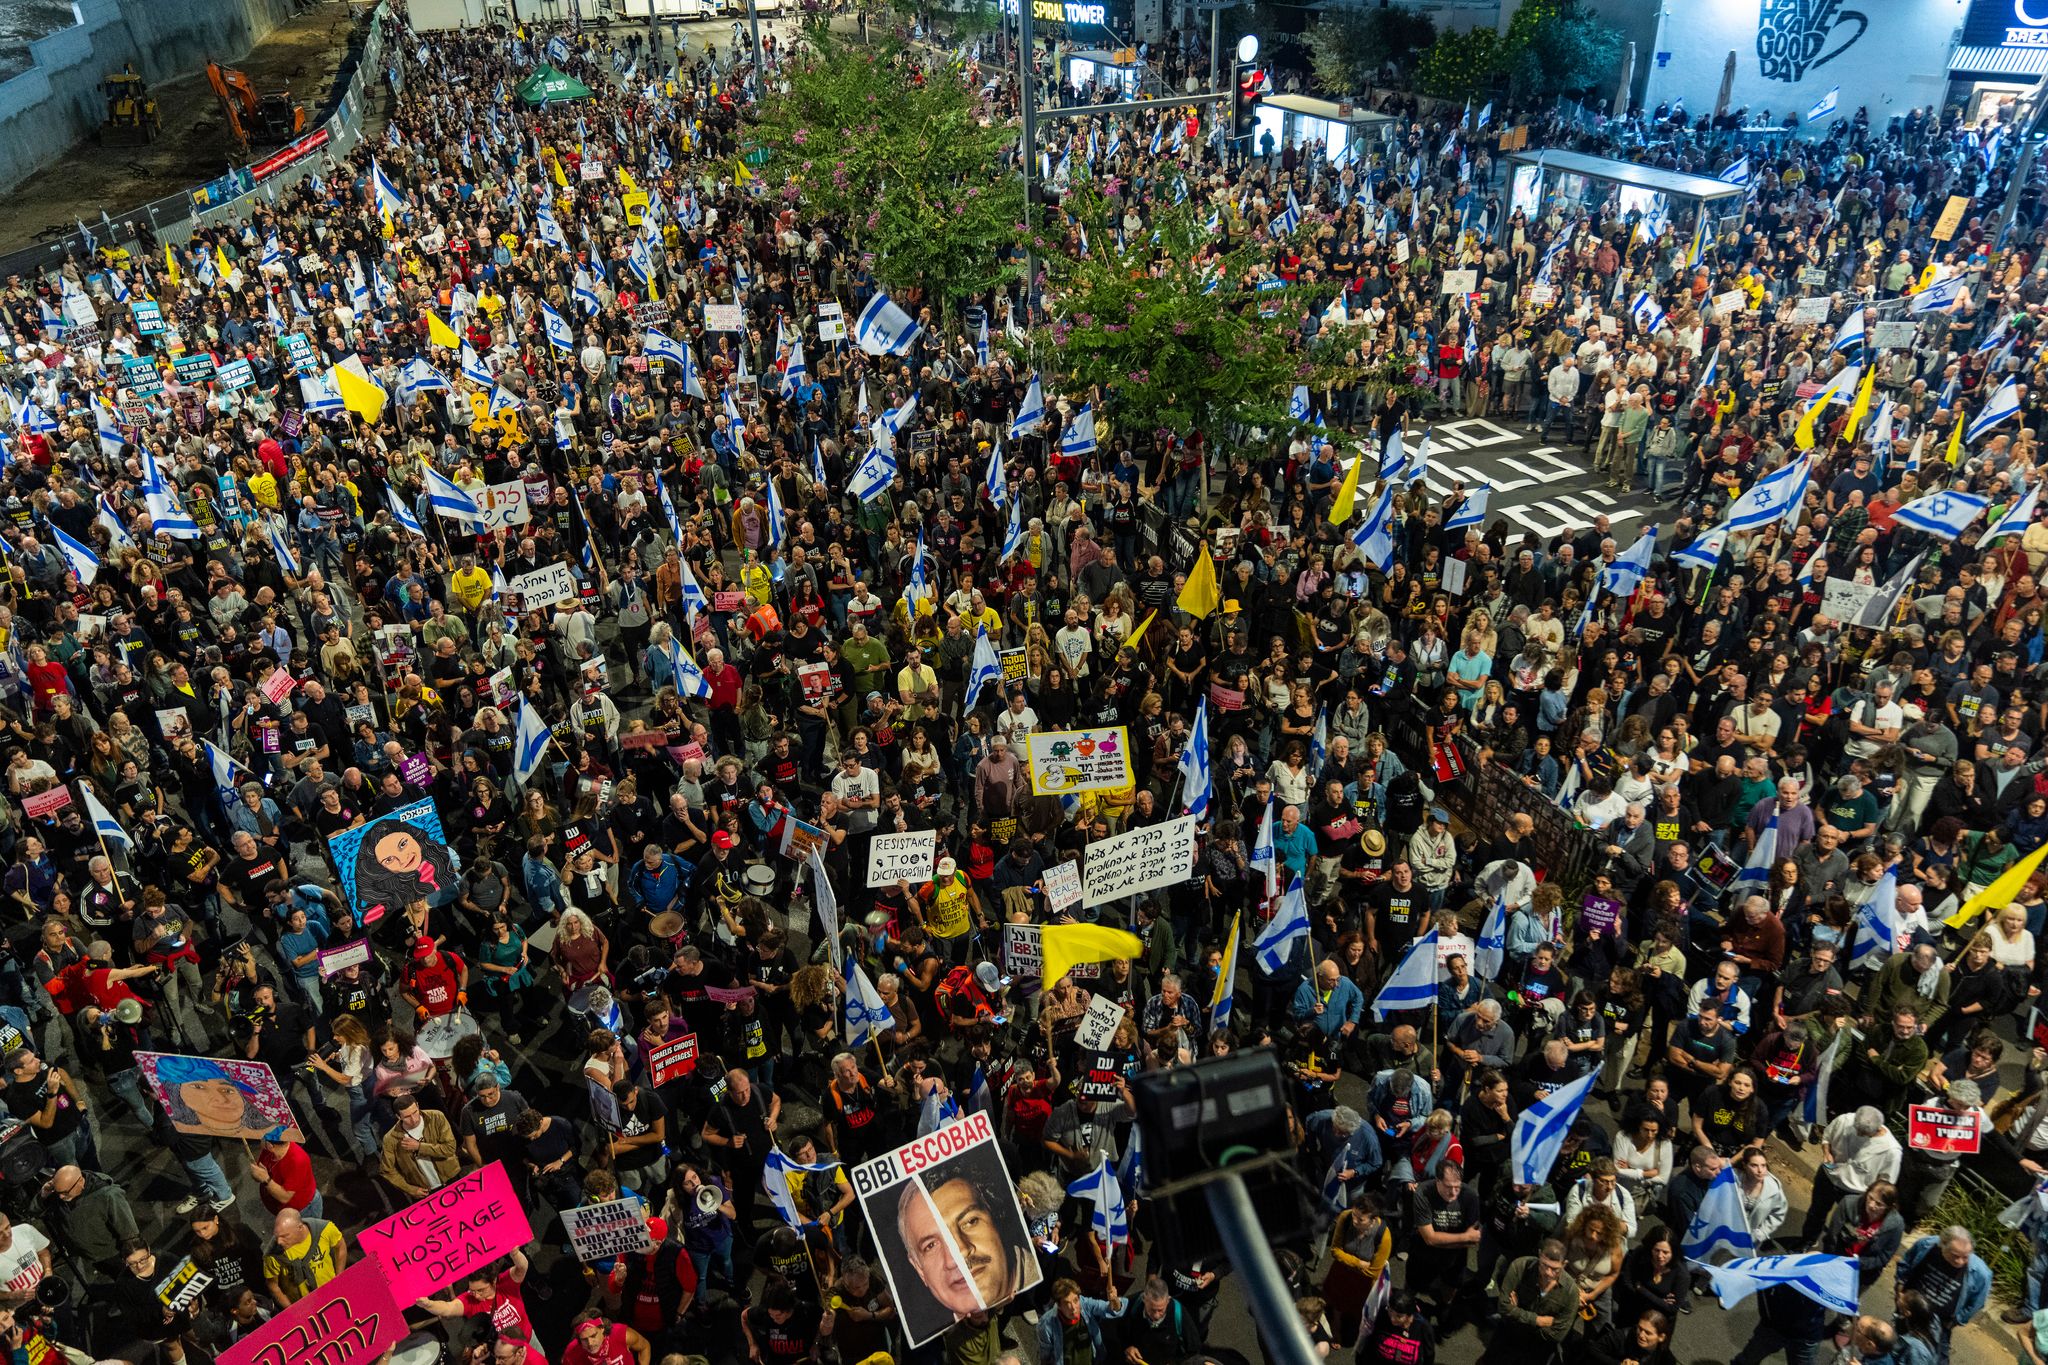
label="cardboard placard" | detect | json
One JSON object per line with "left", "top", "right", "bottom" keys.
{"left": 999, "top": 648, "right": 1027, "bottom": 685}
{"left": 713, "top": 589, "right": 747, "bottom": 612}
{"left": 1789, "top": 297, "right": 1830, "bottom": 325}
{"left": 563, "top": 1197, "right": 654, "bottom": 1262}
{"left": 1025, "top": 727, "right": 1134, "bottom": 796}
{"left": 1932, "top": 195, "right": 1971, "bottom": 242}
{"left": 1872, "top": 321, "right": 1918, "bottom": 350}
{"left": 154, "top": 1256, "right": 212, "bottom": 1311}
{"left": 1797, "top": 266, "right": 1828, "bottom": 287}
{"left": 704, "top": 302, "right": 745, "bottom": 331}
{"left": 131, "top": 300, "right": 166, "bottom": 335}
{"left": 819, "top": 319, "right": 846, "bottom": 341}
{"left": 174, "top": 353, "right": 218, "bottom": 383}
{"left": 647, "top": 1033, "right": 700, "bottom": 1085}
{"left": 1819, "top": 577, "right": 1877, "bottom": 624}
{"left": 780, "top": 816, "right": 828, "bottom": 861}
{"left": 1712, "top": 289, "right": 1748, "bottom": 316}
{"left": 357, "top": 1161, "right": 534, "bottom": 1303}
{"left": 481, "top": 481, "right": 531, "bottom": 529}
{"left": 218, "top": 358, "right": 256, "bottom": 391}
{"left": 1077, "top": 1050, "right": 1127, "bottom": 1102}
{"left": 22, "top": 788, "right": 71, "bottom": 819}
{"left": 866, "top": 830, "right": 937, "bottom": 888}
{"left": 1003, "top": 924, "right": 1042, "bottom": 977}
{"left": 1208, "top": 682, "right": 1245, "bottom": 712}
{"left": 1073, "top": 993, "right": 1126, "bottom": 1050}
{"left": 620, "top": 729, "right": 670, "bottom": 751}
{"left": 136, "top": 1051, "right": 302, "bottom": 1144}
{"left": 505, "top": 562, "right": 578, "bottom": 608}
{"left": 1440, "top": 268, "right": 1477, "bottom": 295}
{"left": 327, "top": 797, "right": 452, "bottom": 927}
{"left": 1080, "top": 815, "right": 1199, "bottom": 909}
{"left": 261, "top": 669, "right": 297, "bottom": 703}
{"left": 402, "top": 753, "right": 433, "bottom": 788}
{"left": 217, "top": 1259, "right": 406, "bottom": 1365}
{"left": 317, "top": 939, "right": 372, "bottom": 978}
{"left": 1907, "top": 1104, "right": 1982, "bottom": 1155}
{"left": 1042, "top": 860, "right": 1083, "bottom": 912}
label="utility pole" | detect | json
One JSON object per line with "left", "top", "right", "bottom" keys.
{"left": 746, "top": 0, "right": 765, "bottom": 86}
{"left": 1018, "top": 0, "right": 1038, "bottom": 322}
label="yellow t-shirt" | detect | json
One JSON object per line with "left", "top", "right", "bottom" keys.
{"left": 924, "top": 873, "right": 973, "bottom": 939}
{"left": 248, "top": 471, "right": 280, "bottom": 510}
{"left": 449, "top": 566, "right": 492, "bottom": 611}
{"left": 263, "top": 1220, "right": 346, "bottom": 1299}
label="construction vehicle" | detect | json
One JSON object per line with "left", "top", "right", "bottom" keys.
{"left": 99, "top": 67, "right": 160, "bottom": 146}
{"left": 205, "top": 60, "right": 308, "bottom": 153}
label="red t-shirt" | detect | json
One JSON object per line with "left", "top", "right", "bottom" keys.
{"left": 458, "top": 1273, "right": 533, "bottom": 1339}
{"left": 253, "top": 1141, "right": 316, "bottom": 1214}
{"left": 564, "top": 1323, "right": 636, "bottom": 1365}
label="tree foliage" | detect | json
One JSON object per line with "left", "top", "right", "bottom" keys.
{"left": 1497, "top": 0, "right": 1624, "bottom": 100}
{"left": 1304, "top": 6, "right": 1436, "bottom": 96}
{"left": 753, "top": 40, "right": 1020, "bottom": 315}
{"left": 1415, "top": 25, "right": 1500, "bottom": 103}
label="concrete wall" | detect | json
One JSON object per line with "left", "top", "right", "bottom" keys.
{"left": 0, "top": 0, "right": 293, "bottom": 195}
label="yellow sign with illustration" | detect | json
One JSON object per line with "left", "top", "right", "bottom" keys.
{"left": 1026, "top": 726, "right": 1135, "bottom": 796}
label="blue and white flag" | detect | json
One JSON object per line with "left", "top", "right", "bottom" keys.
{"left": 97, "top": 496, "right": 136, "bottom": 551}
{"left": 1719, "top": 157, "right": 1751, "bottom": 186}
{"left": 1474, "top": 896, "right": 1506, "bottom": 980}
{"left": 536, "top": 202, "right": 568, "bottom": 248}
{"left": 573, "top": 268, "right": 602, "bottom": 315}
{"left": 1378, "top": 429, "right": 1407, "bottom": 481}
{"left": 1598, "top": 526, "right": 1657, "bottom": 598}
{"left": 1067, "top": 1158, "right": 1130, "bottom": 1247}
{"left": 399, "top": 358, "right": 450, "bottom": 397}
{"left": 1682, "top": 1166, "right": 1757, "bottom": 1262}
{"left": 267, "top": 525, "right": 300, "bottom": 578}
{"left": 1000, "top": 496, "right": 1027, "bottom": 564}
{"left": 883, "top": 391, "right": 919, "bottom": 437}
{"left": 1733, "top": 813, "right": 1778, "bottom": 892}
{"left": 1445, "top": 484, "right": 1491, "bottom": 531}
{"left": 976, "top": 316, "right": 991, "bottom": 367}
{"left": 202, "top": 741, "right": 243, "bottom": 809}
{"left": 512, "top": 697, "right": 553, "bottom": 787}
{"left": 853, "top": 293, "right": 920, "bottom": 356}
{"left": 780, "top": 337, "right": 808, "bottom": 399}
{"left": 90, "top": 398, "right": 124, "bottom": 458}
{"left": 423, "top": 465, "right": 485, "bottom": 527}
{"left": 1807, "top": 86, "right": 1839, "bottom": 123}
{"left": 1830, "top": 307, "right": 1864, "bottom": 355}
{"left": 1408, "top": 427, "right": 1431, "bottom": 483}
{"left": 542, "top": 303, "right": 575, "bottom": 354}
{"left": 1477, "top": 101, "right": 1492, "bottom": 129}
{"left": 1983, "top": 483, "right": 2041, "bottom": 547}
{"left": 849, "top": 445, "right": 897, "bottom": 504}
{"left": 50, "top": 526, "right": 98, "bottom": 585}
{"left": 371, "top": 158, "right": 405, "bottom": 214}
{"left": 1290, "top": 385, "right": 1312, "bottom": 423}
{"left": 1010, "top": 375, "right": 1046, "bottom": 438}
{"left": 459, "top": 342, "right": 496, "bottom": 389}
{"left": 676, "top": 552, "right": 710, "bottom": 620}
{"left": 1371, "top": 930, "right": 1442, "bottom": 1020}
{"left": 387, "top": 489, "right": 426, "bottom": 537}
{"left": 1967, "top": 377, "right": 2020, "bottom": 444}
{"left": 1908, "top": 274, "right": 1970, "bottom": 315}
{"left": 1851, "top": 869, "right": 1901, "bottom": 968}
{"left": 1179, "top": 699, "right": 1211, "bottom": 819}
{"left": 1893, "top": 488, "right": 1989, "bottom": 541}
{"left": 1273, "top": 189, "right": 1302, "bottom": 236}
{"left": 1802, "top": 1024, "right": 1850, "bottom": 1128}
{"left": 1509, "top": 1067, "right": 1599, "bottom": 1185}
{"left": 1724, "top": 454, "right": 1810, "bottom": 532}
{"left": 1253, "top": 877, "right": 1311, "bottom": 974}
{"left": 984, "top": 441, "right": 1008, "bottom": 508}
{"left": 1061, "top": 404, "right": 1098, "bottom": 457}
{"left": 845, "top": 963, "right": 896, "bottom": 1046}
{"left": 963, "top": 626, "right": 1002, "bottom": 711}
{"left": 141, "top": 450, "right": 199, "bottom": 539}
{"left": 1628, "top": 290, "right": 1667, "bottom": 335}
{"left": 1351, "top": 484, "right": 1397, "bottom": 573}
{"left": 1672, "top": 526, "right": 1729, "bottom": 572}
{"left": 761, "top": 1148, "right": 840, "bottom": 1229}
{"left": 78, "top": 781, "right": 130, "bottom": 849}
{"left": 764, "top": 477, "right": 786, "bottom": 550}
{"left": 670, "top": 639, "right": 713, "bottom": 700}
{"left": 1700, "top": 1254, "right": 1860, "bottom": 1316}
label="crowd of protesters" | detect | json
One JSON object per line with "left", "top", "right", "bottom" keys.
{"left": 0, "top": 4, "right": 2041, "bottom": 1365}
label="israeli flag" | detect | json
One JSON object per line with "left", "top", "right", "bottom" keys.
{"left": 1379, "top": 429, "right": 1408, "bottom": 481}
{"left": 1274, "top": 189, "right": 1302, "bottom": 236}
{"left": 1249, "top": 799, "right": 1275, "bottom": 876}
{"left": 626, "top": 236, "right": 655, "bottom": 285}
{"left": 386, "top": 489, "right": 426, "bottom": 538}
{"left": 1682, "top": 1166, "right": 1756, "bottom": 1262}
{"left": 97, "top": 496, "right": 136, "bottom": 551}
{"left": 511, "top": 698, "right": 553, "bottom": 787}
{"left": 976, "top": 316, "right": 991, "bottom": 367}
{"left": 963, "top": 626, "right": 1002, "bottom": 711}
{"left": 91, "top": 398, "right": 125, "bottom": 458}
{"left": 1509, "top": 1067, "right": 1598, "bottom": 1185}
{"left": 542, "top": 303, "right": 575, "bottom": 354}
{"left": 1701, "top": 1254, "right": 1860, "bottom": 1316}
{"left": 762, "top": 1148, "right": 841, "bottom": 1228}
{"left": 1290, "top": 385, "right": 1312, "bottom": 422}
{"left": 1179, "top": 698, "right": 1212, "bottom": 819}
{"left": 677, "top": 552, "right": 710, "bottom": 619}
{"left": 267, "top": 525, "right": 300, "bottom": 578}
{"left": 1254, "top": 877, "right": 1312, "bottom": 974}
{"left": 1598, "top": 526, "right": 1658, "bottom": 598}
{"left": 1010, "top": 375, "right": 1046, "bottom": 438}
{"left": 423, "top": 465, "right": 485, "bottom": 527}
{"left": 1351, "top": 484, "right": 1397, "bottom": 572}
{"left": 487, "top": 384, "right": 522, "bottom": 418}
{"left": 1067, "top": 1158, "right": 1130, "bottom": 1247}
{"left": 1445, "top": 484, "right": 1491, "bottom": 531}
{"left": 1725, "top": 453, "right": 1811, "bottom": 532}
{"left": 845, "top": 963, "right": 896, "bottom": 1046}
{"left": 573, "top": 268, "right": 601, "bottom": 315}
{"left": 1807, "top": 86, "right": 1839, "bottom": 123}
{"left": 781, "top": 337, "right": 808, "bottom": 399}
{"left": 17, "top": 403, "right": 56, "bottom": 435}
{"left": 1408, "top": 427, "right": 1432, "bottom": 484}
{"left": 854, "top": 292, "right": 921, "bottom": 357}
{"left": 1967, "top": 378, "right": 2021, "bottom": 444}
{"left": 1628, "top": 290, "right": 1667, "bottom": 335}
{"left": 850, "top": 445, "right": 897, "bottom": 504}
{"left": 1061, "top": 404, "right": 1098, "bottom": 457}
{"left": 1893, "top": 489, "right": 1989, "bottom": 541}
{"left": 1851, "top": 869, "right": 1902, "bottom": 968}
{"left": 141, "top": 450, "right": 199, "bottom": 539}
{"left": 1908, "top": 274, "right": 1970, "bottom": 315}
{"left": 1001, "top": 497, "right": 1027, "bottom": 564}
{"left": 670, "top": 639, "right": 713, "bottom": 699}
{"left": 202, "top": 741, "right": 242, "bottom": 809}
{"left": 1370, "top": 929, "right": 1442, "bottom": 1020}
{"left": 1825, "top": 307, "right": 1865, "bottom": 356}
{"left": 1474, "top": 896, "right": 1506, "bottom": 979}
{"left": 1672, "top": 526, "right": 1729, "bottom": 572}
{"left": 1731, "top": 813, "right": 1779, "bottom": 895}
{"left": 984, "top": 441, "right": 1008, "bottom": 508}
{"left": 1720, "top": 157, "right": 1751, "bottom": 186}
{"left": 1983, "top": 482, "right": 2041, "bottom": 547}
{"left": 883, "top": 391, "right": 919, "bottom": 437}
{"left": 50, "top": 526, "right": 99, "bottom": 585}
{"left": 371, "top": 158, "right": 405, "bottom": 215}
{"left": 399, "top": 358, "right": 450, "bottom": 397}
{"left": 459, "top": 342, "right": 495, "bottom": 389}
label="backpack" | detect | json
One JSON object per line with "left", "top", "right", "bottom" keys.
{"left": 1385, "top": 772, "right": 1425, "bottom": 837}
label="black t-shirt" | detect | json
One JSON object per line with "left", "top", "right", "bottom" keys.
{"left": 745, "top": 1304, "right": 822, "bottom": 1359}
{"left": 5, "top": 1068, "right": 77, "bottom": 1141}
{"left": 1366, "top": 880, "right": 1425, "bottom": 950}
{"left": 1409, "top": 1182, "right": 1480, "bottom": 1248}
{"left": 251, "top": 1003, "right": 315, "bottom": 1070}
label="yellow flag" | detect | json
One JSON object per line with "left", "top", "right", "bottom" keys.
{"left": 1842, "top": 366, "right": 1876, "bottom": 444}
{"left": 734, "top": 157, "right": 754, "bottom": 184}
{"left": 1040, "top": 925, "right": 1143, "bottom": 986}
{"left": 163, "top": 244, "right": 180, "bottom": 288}
{"left": 1946, "top": 837, "right": 2048, "bottom": 930}
{"left": 1328, "top": 453, "right": 1363, "bottom": 525}
{"left": 330, "top": 356, "right": 387, "bottom": 423}
{"left": 215, "top": 245, "right": 237, "bottom": 283}
{"left": 618, "top": 165, "right": 639, "bottom": 195}
{"left": 1792, "top": 395, "right": 1824, "bottom": 451}
{"left": 551, "top": 156, "right": 568, "bottom": 189}
{"left": 1178, "top": 549, "right": 1221, "bottom": 619}
{"left": 425, "top": 311, "right": 460, "bottom": 349}
{"left": 1946, "top": 414, "right": 1965, "bottom": 465}
{"left": 1123, "top": 609, "right": 1157, "bottom": 653}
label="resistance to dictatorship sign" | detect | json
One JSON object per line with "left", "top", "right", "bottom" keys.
{"left": 1081, "top": 815, "right": 1200, "bottom": 908}
{"left": 851, "top": 1112, "right": 1043, "bottom": 1348}
{"left": 867, "top": 830, "right": 937, "bottom": 887}
{"left": 563, "top": 1197, "right": 655, "bottom": 1262}
{"left": 356, "top": 1161, "right": 533, "bottom": 1302}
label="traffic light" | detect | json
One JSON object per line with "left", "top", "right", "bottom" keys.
{"left": 1232, "top": 59, "right": 1266, "bottom": 141}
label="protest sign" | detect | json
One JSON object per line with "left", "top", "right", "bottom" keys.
{"left": 1042, "top": 859, "right": 1083, "bottom": 912}
{"left": 1077, "top": 1052, "right": 1128, "bottom": 1103}
{"left": 704, "top": 302, "right": 745, "bottom": 331}
{"left": 1797, "top": 266, "right": 1828, "bottom": 287}
{"left": 318, "top": 940, "right": 372, "bottom": 978}
{"left": 131, "top": 300, "right": 165, "bottom": 335}
{"left": 1026, "top": 726, "right": 1134, "bottom": 796}
{"left": 124, "top": 357, "right": 163, "bottom": 395}
{"left": 480, "top": 481, "right": 531, "bottom": 529}
{"left": 799, "top": 661, "right": 832, "bottom": 701}
{"left": 563, "top": 1197, "right": 654, "bottom": 1262}
{"left": 1081, "top": 815, "right": 1199, "bottom": 908}
{"left": 154, "top": 1256, "right": 212, "bottom": 1311}
{"left": 327, "top": 797, "right": 453, "bottom": 926}
{"left": 851, "top": 1112, "right": 1042, "bottom": 1347}
{"left": 999, "top": 648, "right": 1027, "bottom": 686}
{"left": 174, "top": 353, "right": 217, "bottom": 383}
{"left": 713, "top": 589, "right": 747, "bottom": 612}
{"left": 218, "top": 1257, "right": 407, "bottom": 1365}
{"left": 647, "top": 1033, "right": 700, "bottom": 1085}
{"left": 1003, "top": 924, "right": 1041, "bottom": 977}
{"left": 1712, "top": 289, "right": 1748, "bottom": 317}
{"left": 218, "top": 358, "right": 256, "bottom": 391}
{"left": 1907, "top": 1105, "right": 1983, "bottom": 1156}
{"left": 1872, "top": 321, "right": 1918, "bottom": 350}
{"left": 1440, "top": 268, "right": 1478, "bottom": 295}
{"left": 780, "top": 816, "right": 828, "bottom": 861}
{"left": 261, "top": 669, "right": 296, "bottom": 704}
{"left": 137, "top": 1052, "right": 302, "bottom": 1143}
{"left": 1820, "top": 577, "right": 1877, "bottom": 624}
{"left": 1932, "top": 194, "right": 1971, "bottom": 241}
{"left": 505, "top": 562, "right": 578, "bottom": 609}
{"left": 22, "top": 788, "right": 70, "bottom": 820}
{"left": 1208, "top": 682, "right": 1245, "bottom": 712}
{"left": 867, "top": 830, "right": 938, "bottom": 887}
{"left": 357, "top": 1161, "right": 533, "bottom": 1302}
{"left": 1789, "top": 297, "right": 1830, "bottom": 324}
{"left": 1074, "top": 994, "right": 1126, "bottom": 1050}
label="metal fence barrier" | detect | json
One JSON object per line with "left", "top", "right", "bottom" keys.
{"left": 0, "top": 1, "right": 391, "bottom": 285}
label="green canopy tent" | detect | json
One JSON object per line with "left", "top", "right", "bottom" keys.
{"left": 515, "top": 66, "right": 594, "bottom": 105}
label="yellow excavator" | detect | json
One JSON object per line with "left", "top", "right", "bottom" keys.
{"left": 99, "top": 66, "right": 160, "bottom": 146}
{"left": 206, "top": 60, "right": 307, "bottom": 152}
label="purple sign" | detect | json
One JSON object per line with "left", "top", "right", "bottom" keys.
{"left": 401, "top": 753, "right": 431, "bottom": 788}
{"left": 1579, "top": 892, "right": 1624, "bottom": 938}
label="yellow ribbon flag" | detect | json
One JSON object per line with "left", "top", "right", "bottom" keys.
{"left": 1946, "top": 837, "right": 2048, "bottom": 930}
{"left": 1040, "top": 924, "right": 1143, "bottom": 986}
{"left": 1842, "top": 366, "right": 1876, "bottom": 444}
{"left": 163, "top": 244, "right": 180, "bottom": 287}
{"left": 329, "top": 356, "right": 388, "bottom": 423}
{"left": 1327, "top": 453, "right": 1363, "bottom": 525}
{"left": 1914, "top": 262, "right": 1939, "bottom": 294}
{"left": 1122, "top": 609, "right": 1157, "bottom": 653}
{"left": 1178, "top": 549, "right": 1221, "bottom": 620}
{"left": 1946, "top": 414, "right": 1966, "bottom": 466}
{"left": 425, "top": 311, "right": 460, "bottom": 349}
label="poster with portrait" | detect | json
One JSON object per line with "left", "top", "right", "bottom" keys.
{"left": 851, "top": 1111, "right": 1042, "bottom": 1347}
{"left": 328, "top": 797, "right": 456, "bottom": 926}
{"left": 136, "top": 1051, "right": 303, "bottom": 1143}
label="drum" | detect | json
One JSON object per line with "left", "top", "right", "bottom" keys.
{"left": 416, "top": 1010, "right": 481, "bottom": 1061}
{"left": 648, "top": 911, "right": 685, "bottom": 941}
{"left": 391, "top": 1330, "right": 446, "bottom": 1365}
{"left": 566, "top": 984, "right": 595, "bottom": 1019}
{"left": 744, "top": 864, "right": 777, "bottom": 897}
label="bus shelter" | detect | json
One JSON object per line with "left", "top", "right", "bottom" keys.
{"left": 1254, "top": 94, "right": 1394, "bottom": 168}
{"left": 1507, "top": 148, "right": 1748, "bottom": 239}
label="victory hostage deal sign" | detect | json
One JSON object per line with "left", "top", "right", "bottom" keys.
{"left": 357, "top": 1161, "right": 533, "bottom": 1302}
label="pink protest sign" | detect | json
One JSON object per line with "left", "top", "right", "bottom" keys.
{"left": 218, "top": 1257, "right": 406, "bottom": 1365}
{"left": 356, "top": 1160, "right": 532, "bottom": 1303}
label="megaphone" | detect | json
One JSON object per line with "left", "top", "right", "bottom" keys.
{"left": 696, "top": 1185, "right": 724, "bottom": 1215}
